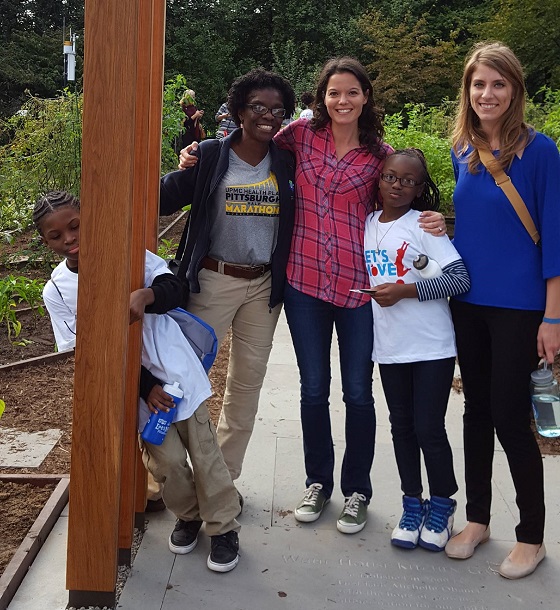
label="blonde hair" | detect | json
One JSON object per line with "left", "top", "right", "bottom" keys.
{"left": 452, "top": 41, "right": 533, "bottom": 174}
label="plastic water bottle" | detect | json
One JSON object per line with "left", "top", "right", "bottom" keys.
{"left": 530, "top": 366, "right": 560, "bottom": 438}
{"left": 141, "top": 381, "right": 183, "bottom": 445}
{"left": 413, "top": 254, "right": 442, "bottom": 279}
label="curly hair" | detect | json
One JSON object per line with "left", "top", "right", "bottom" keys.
{"left": 452, "top": 41, "right": 533, "bottom": 174}
{"left": 387, "top": 149, "right": 440, "bottom": 212}
{"left": 33, "top": 190, "right": 80, "bottom": 234}
{"left": 311, "top": 57, "right": 386, "bottom": 157}
{"left": 227, "top": 68, "right": 296, "bottom": 127}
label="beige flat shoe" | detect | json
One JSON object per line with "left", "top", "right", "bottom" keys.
{"left": 498, "top": 543, "right": 546, "bottom": 580}
{"left": 445, "top": 526, "right": 490, "bottom": 559}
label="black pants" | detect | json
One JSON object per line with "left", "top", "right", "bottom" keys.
{"left": 450, "top": 299, "right": 545, "bottom": 544}
{"left": 380, "top": 358, "right": 458, "bottom": 499}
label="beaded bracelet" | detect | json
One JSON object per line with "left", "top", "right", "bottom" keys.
{"left": 543, "top": 317, "right": 560, "bottom": 324}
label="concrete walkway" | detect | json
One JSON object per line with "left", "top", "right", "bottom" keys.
{"left": 9, "top": 312, "right": 560, "bottom": 610}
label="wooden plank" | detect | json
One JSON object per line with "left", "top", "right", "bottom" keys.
{"left": 118, "top": 0, "right": 166, "bottom": 556}
{"left": 0, "top": 350, "right": 73, "bottom": 373}
{"left": 66, "top": 0, "right": 140, "bottom": 600}
{"left": 117, "top": 0, "right": 151, "bottom": 558}
{"left": 0, "top": 477, "right": 69, "bottom": 610}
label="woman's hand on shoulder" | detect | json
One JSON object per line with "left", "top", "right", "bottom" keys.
{"left": 178, "top": 142, "right": 199, "bottom": 170}
{"left": 418, "top": 211, "right": 446, "bottom": 236}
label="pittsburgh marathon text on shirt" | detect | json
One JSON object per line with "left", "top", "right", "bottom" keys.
{"left": 224, "top": 174, "right": 280, "bottom": 217}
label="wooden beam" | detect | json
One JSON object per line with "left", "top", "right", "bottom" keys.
{"left": 66, "top": 0, "right": 165, "bottom": 604}
{"left": 118, "top": 0, "right": 166, "bottom": 563}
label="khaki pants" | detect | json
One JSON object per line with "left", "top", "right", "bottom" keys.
{"left": 140, "top": 400, "right": 240, "bottom": 536}
{"left": 187, "top": 268, "right": 282, "bottom": 480}
{"left": 146, "top": 471, "right": 162, "bottom": 501}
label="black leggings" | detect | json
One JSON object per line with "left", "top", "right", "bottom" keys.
{"left": 450, "top": 299, "right": 545, "bottom": 544}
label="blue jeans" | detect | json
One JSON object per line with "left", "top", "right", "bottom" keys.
{"left": 284, "top": 283, "right": 376, "bottom": 502}
{"left": 379, "top": 358, "right": 458, "bottom": 499}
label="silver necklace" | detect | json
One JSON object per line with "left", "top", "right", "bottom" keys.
{"left": 374, "top": 215, "right": 399, "bottom": 253}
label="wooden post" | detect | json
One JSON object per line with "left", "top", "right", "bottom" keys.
{"left": 66, "top": 0, "right": 165, "bottom": 606}
{"left": 118, "top": 0, "right": 166, "bottom": 566}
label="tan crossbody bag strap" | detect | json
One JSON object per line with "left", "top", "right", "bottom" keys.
{"left": 477, "top": 148, "right": 540, "bottom": 245}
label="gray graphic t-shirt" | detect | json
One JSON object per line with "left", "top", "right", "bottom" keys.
{"left": 208, "top": 149, "right": 279, "bottom": 266}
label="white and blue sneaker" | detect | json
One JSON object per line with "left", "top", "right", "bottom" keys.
{"left": 391, "top": 496, "right": 427, "bottom": 549}
{"left": 419, "top": 496, "right": 456, "bottom": 552}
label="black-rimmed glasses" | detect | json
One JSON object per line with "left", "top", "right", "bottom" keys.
{"left": 246, "top": 104, "right": 286, "bottom": 118}
{"left": 381, "top": 173, "right": 424, "bottom": 188}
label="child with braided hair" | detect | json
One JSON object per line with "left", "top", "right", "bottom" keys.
{"left": 363, "top": 149, "right": 470, "bottom": 552}
{"left": 34, "top": 191, "right": 242, "bottom": 573}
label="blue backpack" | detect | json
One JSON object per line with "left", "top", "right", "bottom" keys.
{"left": 167, "top": 307, "right": 218, "bottom": 372}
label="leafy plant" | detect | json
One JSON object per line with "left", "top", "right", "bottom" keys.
{"left": 157, "top": 238, "right": 180, "bottom": 260}
{"left": 0, "top": 275, "right": 45, "bottom": 343}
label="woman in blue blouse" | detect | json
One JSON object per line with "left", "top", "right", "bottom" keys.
{"left": 445, "top": 42, "right": 560, "bottom": 579}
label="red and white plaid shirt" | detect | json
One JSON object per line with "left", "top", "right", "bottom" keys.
{"left": 275, "top": 119, "right": 392, "bottom": 308}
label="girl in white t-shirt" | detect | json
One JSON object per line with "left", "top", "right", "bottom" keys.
{"left": 363, "top": 149, "right": 470, "bottom": 552}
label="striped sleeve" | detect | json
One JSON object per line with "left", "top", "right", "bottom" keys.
{"left": 416, "top": 259, "right": 471, "bottom": 302}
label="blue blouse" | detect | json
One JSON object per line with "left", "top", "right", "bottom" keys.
{"left": 452, "top": 132, "right": 560, "bottom": 310}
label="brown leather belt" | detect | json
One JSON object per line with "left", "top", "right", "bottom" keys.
{"left": 201, "top": 256, "right": 271, "bottom": 280}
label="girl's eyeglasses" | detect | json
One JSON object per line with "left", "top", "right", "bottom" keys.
{"left": 246, "top": 104, "right": 286, "bottom": 118}
{"left": 381, "top": 173, "right": 424, "bottom": 188}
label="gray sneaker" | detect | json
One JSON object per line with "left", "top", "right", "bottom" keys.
{"left": 337, "top": 492, "right": 367, "bottom": 534}
{"left": 294, "top": 483, "right": 329, "bottom": 522}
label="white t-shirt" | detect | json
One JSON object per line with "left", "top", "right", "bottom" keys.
{"left": 43, "top": 260, "right": 78, "bottom": 352}
{"left": 42, "top": 251, "right": 211, "bottom": 430}
{"left": 363, "top": 209, "right": 460, "bottom": 364}
{"left": 299, "top": 108, "right": 313, "bottom": 120}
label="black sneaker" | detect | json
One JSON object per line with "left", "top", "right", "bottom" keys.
{"left": 168, "top": 519, "right": 202, "bottom": 554}
{"left": 207, "top": 531, "right": 239, "bottom": 572}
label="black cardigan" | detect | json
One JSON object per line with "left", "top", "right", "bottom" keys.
{"left": 160, "top": 129, "right": 295, "bottom": 309}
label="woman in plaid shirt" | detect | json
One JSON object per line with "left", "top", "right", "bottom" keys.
{"left": 274, "top": 57, "right": 446, "bottom": 534}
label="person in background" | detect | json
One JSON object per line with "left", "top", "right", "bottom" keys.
{"left": 364, "top": 149, "right": 470, "bottom": 552}
{"left": 299, "top": 91, "right": 314, "bottom": 120}
{"left": 215, "top": 100, "right": 237, "bottom": 139}
{"left": 181, "top": 89, "right": 205, "bottom": 148}
{"left": 445, "top": 41, "right": 560, "bottom": 579}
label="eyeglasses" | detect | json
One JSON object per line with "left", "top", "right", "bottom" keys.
{"left": 381, "top": 173, "right": 424, "bottom": 188}
{"left": 246, "top": 104, "right": 286, "bottom": 118}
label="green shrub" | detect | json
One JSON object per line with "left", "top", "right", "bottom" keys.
{"left": 161, "top": 75, "right": 188, "bottom": 174}
{"left": 527, "top": 88, "right": 560, "bottom": 146}
{"left": 0, "top": 90, "right": 82, "bottom": 234}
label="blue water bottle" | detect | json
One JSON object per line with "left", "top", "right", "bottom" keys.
{"left": 141, "top": 381, "right": 183, "bottom": 445}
